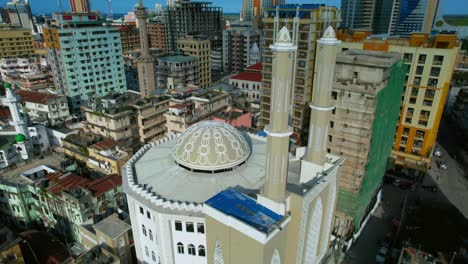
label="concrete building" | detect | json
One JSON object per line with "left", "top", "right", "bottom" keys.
{"left": 241, "top": 0, "right": 286, "bottom": 22}
{"left": 124, "top": 26, "right": 343, "bottom": 264}
{"left": 135, "top": 0, "right": 158, "bottom": 98}
{"left": 339, "top": 32, "right": 459, "bottom": 173}
{"left": 223, "top": 23, "right": 261, "bottom": 73}
{"left": 43, "top": 12, "right": 127, "bottom": 112}
{"left": 16, "top": 90, "right": 70, "bottom": 126}
{"left": 118, "top": 24, "right": 140, "bottom": 54}
{"left": 211, "top": 48, "right": 223, "bottom": 73}
{"left": 70, "top": 0, "right": 91, "bottom": 13}
{"left": 164, "top": 87, "right": 232, "bottom": 133}
{"left": 212, "top": 109, "right": 252, "bottom": 128}
{"left": 0, "top": 26, "right": 34, "bottom": 58}
{"left": 451, "top": 89, "right": 468, "bottom": 139}
{"left": 328, "top": 50, "right": 405, "bottom": 235}
{"left": 177, "top": 36, "right": 212, "bottom": 88}
{"left": 0, "top": 57, "right": 44, "bottom": 85}
{"left": 165, "top": 1, "right": 223, "bottom": 52}
{"left": 229, "top": 64, "right": 262, "bottom": 103}
{"left": 341, "top": 0, "right": 375, "bottom": 31}
{"left": 5, "top": 0, "right": 33, "bottom": 31}
{"left": 156, "top": 55, "right": 198, "bottom": 91}
{"left": 79, "top": 211, "right": 133, "bottom": 263}
{"left": 260, "top": 4, "right": 341, "bottom": 139}
{"left": 82, "top": 92, "right": 170, "bottom": 146}
{"left": 62, "top": 133, "right": 130, "bottom": 176}
{"left": 148, "top": 21, "right": 168, "bottom": 53}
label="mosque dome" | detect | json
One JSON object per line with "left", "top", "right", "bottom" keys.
{"left": 172, "top": 121, "right": 251, "bottom": 172}
{"left": 15, "top": 134, "right": 26, "bottom": 143}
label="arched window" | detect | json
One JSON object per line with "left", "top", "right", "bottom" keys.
{"left": 188, "top": 244, "right": 196, "bottom": 255}
{"left": 198, "top": 245, "right": 206, "bottom": 256}
{"left": 142, "top": 225, "right": 147, "bottom": 236}
{"left": 304, "top": 198, "right": 323, "bottom": 264}
{"left": 152, "top": 251, "right": 156, "bottom": 261}
{"left": 149, "top": 230, "right": 153, "bottom": 241}
{"left": 214, "top": 240, "right": 224, "bottom": 264}
{"left": 177, "top": 242, "right": 184, "bottom": 254}
{"left": 145, "top": 246, "right": 149, "bottom": 256}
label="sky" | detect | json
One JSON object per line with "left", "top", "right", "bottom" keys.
{"left": 23, "top": 0, "right": 468, "bottom": 15}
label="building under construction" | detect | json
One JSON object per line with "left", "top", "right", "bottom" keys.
{"left": 329, "top": 50, "right": 406, "bottom": 234}
{"left": 164, "top": 1, "right": 223, "bottom": 53}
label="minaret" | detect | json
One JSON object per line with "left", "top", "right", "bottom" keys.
{"left": 304, "top": 26, "right": 341, "bottom": 165}
{"left": 2, "top": 83, "right": 29, "bottom": 138}
{"left": 135, "top": 0, "right": 157, "bottom": 98}
{"left": 261, "top": 27, "right": 297, "bottom": 205}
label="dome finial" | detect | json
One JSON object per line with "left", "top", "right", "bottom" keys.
{"left": 276, "top": 26, "right": 292, "bottom": 43}
{"left": 323, "top": 26, "right": 336, "bottom": 39}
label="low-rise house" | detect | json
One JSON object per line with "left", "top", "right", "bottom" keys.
{"left": 212, "top": 109, "right": 252, "bottom": 128}
{"left": 62, "top": 133, "right": 130, "bottom": 176}
{"left": 16, "top": 90, "right": 70, "bottom": 126}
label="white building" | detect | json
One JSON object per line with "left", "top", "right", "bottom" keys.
{"left": 124, "top": 26, "right": 344, "bottom": 264}
{"left": 16, "top": 90, "right": 70, "bottom": 126}
{"left": 229, "top": 66, "right": 262, "bottom": 103}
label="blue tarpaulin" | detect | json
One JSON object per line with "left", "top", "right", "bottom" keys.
{"left": 205, "top": 188, "right": 284, "bottom": 233}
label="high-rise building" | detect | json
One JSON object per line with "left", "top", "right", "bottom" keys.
{"left": 343, "top": 0, "right": 439, "bottom": 37}
{"left": 339, "top": 32, "right": 460, "bottom": 174}
{"left": 223, "top": 22, "right": 261, "bottom": 73}
{"left": 341, "top": 0, "right": 375, "bottom": 30}
{"left": 70, "top": 0, "right": 90, "bottom": 13}
{"left": 241, "top": 0, "right": 286, "bottom": 21}
{"left": 118, "top": 24, "right": 140, "bottom": 54}
{"left": 43, "top": 13, "right": 127, "bottom": 112}
{"left": 329, "top": 50, "right": 405, "bottom": 236}
{"left": 123, "top": 26, "right": 343, "bottom": 264}
{"left": 177, "top": 36, "right": 211, "bottom": 88}
{"left": 135, "top": 0, "right": 157, "bottom": 98}
{"left": 261, "top": 4, "right": 341, "bottom": 139}
{"left": 5, "top": 0, "right": 33, "bottom": 31}
{"left": 0, "top": 26, "right": 34, "bottom": 58}
{"left": 165, "top": 1, "right": 223, "bottom": 52}
{"left": 148, "top": 21, "right": 168, "bottom": 53}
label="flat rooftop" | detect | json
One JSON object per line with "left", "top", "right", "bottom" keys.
{"left": 0, "top": 135, "right": 15, "bottom": 151}
{"left": 205, "top": 188, "right": 284, "bottom": 233}
{"left": 0, "top": 154, "right": 65, "bottom": 185}
{"left": 337, "top": 49, "right": 402, "bottom": 68}
{"left": 158, "top": 55, "right": 195, "bottom": 63}
{"left": 93, "top": 214, "right": 131, "bottom": 240}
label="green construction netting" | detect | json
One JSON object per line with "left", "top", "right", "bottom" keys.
{"left": 337, "top": 61, "right": 407, "bottom": 230}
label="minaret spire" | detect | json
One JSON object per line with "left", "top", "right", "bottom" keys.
{"left": 2, "top": 83, "right": 29, "bottom": 138}
{"left": 260, "top": 26, "right": 297, "bottom": 206}
{"left": 135, "top": 0, "right": 157, "bottom": 98}
{"left": 304, "top": 26, "right": 341, "bottom": 165}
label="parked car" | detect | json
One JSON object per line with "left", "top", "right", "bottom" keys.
{"left": 434, "top": 148, "right": 442, "bottom": 157}
{"left": 436, "top": 160, "right": 447, "bottom": 170}
{"left": 376, "top": 247, "right": 389, "bottom": 264}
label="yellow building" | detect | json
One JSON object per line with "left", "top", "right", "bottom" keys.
{"left": 0, "top": 25, "right": 34, "bottom": 58}
{"left": 177, "top": 36, "right": 212, "bottom": 88}
{"left": 339, "top": 32, "right": 460, "bottom": 172}
{"left": 62, "top": 133, "right": 130, "bottom": 176}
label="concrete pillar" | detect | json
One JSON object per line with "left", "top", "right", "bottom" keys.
{"left": 261, "top": 26, "right": 297, "bottom": 203}
{"left": 305, "top": 26, "right": 341, "bottom": 165}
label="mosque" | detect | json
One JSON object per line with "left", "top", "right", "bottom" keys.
{"left": 123, "top": 10, "right": 343, "bottom": 263}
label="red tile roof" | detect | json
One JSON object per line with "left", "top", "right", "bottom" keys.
{"left": 0, "top": 107, "right": 11, "bottom": 119}
{"left": 87, "top": 174, "right": 122, "bottom": 197}
{"left": 91, "top": 139, "right": 118, "bottom": 151}
{"left": 230, "top": 71, "right": 262, "bottom": 82}
{"left": 16, "top": 90, "right": 59, "bottom": 105}
{"left": 45, "top": 172, "right": 90, "bottom": 195}
{"left": 246, "top": 63, "right": 262, "bottom": 72}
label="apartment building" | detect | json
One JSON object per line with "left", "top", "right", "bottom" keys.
{"left": 0, "top": 26, "right": 34, "bottom": 58}
{"left": 118, "top": 24, "right": 140, "bottom": 54}
{"left": 223, "top": 22, "right": 261, "bottom": 73}
{"left": 83, "top": 92, "right": 170, "bottom": 146}
{"left": 16, "top": 90, "right": 70, "bottom": 126}
{"left": 148, "top": 21, "right": 167, "bottom": 53}
{"left": 62, "top": 133, "right": 130, "bottom": 176}
{"left": 261, "top": 4, "right": 341, "bottom": 138}
{"left": 165, "top": 1, "right": 223, "bottom": 52}
{"left": 43, "top": 12, "right": 127, "bottom": 112}
{"left": 177, "top": 36, "right": 211, "bottom": 88}
{"left": 339, "top": 32, "right": 460, "bottom": 173}
{"left": 165, "top": 88, "right": 231, "bottom": 133}
{"left": 329, "top": 50, "right": 405, "bottom": 234}
{"left": 229, "top": 63, "right": 262, "bottom": 103}
{"left": 5, "top": 0, "right": 33, "bottom": 31}
{"left": 156, "top": 55, "right": 198, "bottom": 91}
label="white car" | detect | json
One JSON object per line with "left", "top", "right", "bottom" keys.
{"left": 376, "top": 247, "right": 388, "bottom": 264}
{"left": 434, "top": 149, "right": 441, "bottom": 157}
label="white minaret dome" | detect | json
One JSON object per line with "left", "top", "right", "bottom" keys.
{"left": 173, "top": 121, "right": 251, "bottom": 172}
